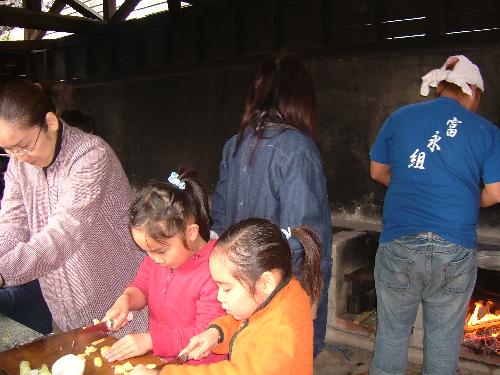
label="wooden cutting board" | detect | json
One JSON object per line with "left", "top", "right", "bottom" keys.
{"left": 0, "top": 328, "right": 165, "bottom": 375}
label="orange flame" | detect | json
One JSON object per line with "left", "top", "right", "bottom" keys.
{"left": 466, "top": 300, "right": 500, "bottom": 327}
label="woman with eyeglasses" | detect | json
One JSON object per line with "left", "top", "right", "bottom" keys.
{"left": 0, "top": 79, "right": 148, "bottom": 335}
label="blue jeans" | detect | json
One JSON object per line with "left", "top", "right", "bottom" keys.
{"left": 313, "top": 258, "right": 333, "bottom": 357}
{"left": 370, "top": 233, "right": 476, "bottom": 375}
{"left": 0, "top": 280, "right": 53, "bottom": 334}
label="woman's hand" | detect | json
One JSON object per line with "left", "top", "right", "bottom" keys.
{"left": 129, "top": 365, "right": 160, "bottom": 375}
{"left": 179, "top": 327, "right": 220, "bottom": 360}
{"left": 103, "top": 294, "right": 130, "bottom": 331}
{"left": 103, "top": 333, "right": 153, "bottom": 362}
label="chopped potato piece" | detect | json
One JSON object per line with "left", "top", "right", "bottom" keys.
{"left": 122, "top": 362, "right": 134, "bottom": 371}
{"left": 100, "top": 346, "right": 111, "bottom": 356}
{"left": 145, "top": 364, "right": 157, "bottom": 369}
{"left": 39, "top": 364, "right": 51, "bottom": 375}
{"left": 20, "top": 360, "right": 31, "bottom": 375}
{"left": 92, "top": 319, "right": 101, "bottom": 325}
{"left": 77, "top": 354, "right": 86, "bottom": 360}
{"left": 93, "top": 357, "right": 103, "bottom": 368}
{"left": 84, "top": 346, "right": 97, "bottom": 356}
{"left": 114, "top": 365, "right": 125, "bottom": 374}
{"left": 91, "top": 338, "right": 106, "bottom": 346}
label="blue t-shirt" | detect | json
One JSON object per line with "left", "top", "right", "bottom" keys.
{"left": 370, "top": 96, "right": 500, "bottom": 248}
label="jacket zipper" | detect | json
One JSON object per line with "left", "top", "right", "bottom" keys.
{"left": 163, "top": 268, "right": 175, "bottom": 315}
{"left": 228, "top": 319, "right": 249, "bottom": 360}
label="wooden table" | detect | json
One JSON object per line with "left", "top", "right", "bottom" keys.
{"left": 0, "top": 327, "right": 165, "bottom": 375}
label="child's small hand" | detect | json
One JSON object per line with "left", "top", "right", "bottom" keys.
{"left": 103, "top": 333, "right": 153, "bottom": 362}
{"left": 103, "top": 294, "right": 130, "bottom": 331}
{"left": 179, "top": 327, "right": 220, "bottom": 360}
{"left": 129, "top": 364, "right": 160, "bottom": 375}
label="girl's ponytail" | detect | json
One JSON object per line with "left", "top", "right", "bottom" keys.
{"left": 215, "top": 219, "right": 321, "bottom": 316}
{"left": 130, "top": 169, "right": 212, "bottom": 244}
{"left": 178, "top": 168, "right": 213, "bottom": 242}
{"left": 291, "top": 226, "right": 322, "bottom": 313}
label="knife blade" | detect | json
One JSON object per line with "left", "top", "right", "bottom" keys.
{"left": 80, "top": 312, "right": 133, "bottom": 334}
{"left": 79, "top": 319, "right": 114, "bottom": 334}
{"left": 163, "top": 353, "right": 189, "bottom": 366}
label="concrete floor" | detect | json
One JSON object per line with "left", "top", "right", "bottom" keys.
{"left": 314, "top": 344, "right": 421, "bottom": 375}
{"left": 313, "top": 343, "right": 500, "bottom": 375}
{"left": 313, "top": 343, "right": 422, "bottom": 375}
{"left": 313, "top": 344, "right": 370, "bottom": 375}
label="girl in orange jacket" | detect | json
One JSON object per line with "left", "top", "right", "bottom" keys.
{"left": 130, "top": 217, "right": 323, "bottom": 375}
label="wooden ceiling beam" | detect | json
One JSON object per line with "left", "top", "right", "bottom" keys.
{"left": 30, "top": 0, "right": 67, "bottom": 40}
{"left": 45, "top": 0, "right": 67, "bottom": 15}
{"left": 182, "top": 0, "right": 232, "bottom": 9}
{"left": 167, "top": 0, "right": 181, "bottom": 17}
{"left": 64, "top": 0, "right": 103, "bottom": 20}
{"left": 108, "top": 0, "right": 141, "bottom": 23}
{"left": 0, "top": 39, "right": 60, "bottom": 52}
{"left": 23, "top": 0, "right": 42, "bottom": 40}
{"left": 0, "top": 5, "right": 107, "bottom": 33}
{"left": 103, "top": 0, "right": 117, "bottom": 21}
{"left": 22, "top": 0, "right": 42, "bottom": 12}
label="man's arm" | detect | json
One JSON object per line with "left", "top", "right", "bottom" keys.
{"left": 480, "top": 182, "right": 500, "bottom": 207}
{"left": 370, "top": 161, "right": 392, "bottom": 187}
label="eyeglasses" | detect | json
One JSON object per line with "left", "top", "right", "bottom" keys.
{"left": 0, "top": 127, "right": 42, "bottom": 157}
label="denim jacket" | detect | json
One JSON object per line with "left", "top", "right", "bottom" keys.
{"left": 211, "top": 124, "right": 333, "bottom": 272}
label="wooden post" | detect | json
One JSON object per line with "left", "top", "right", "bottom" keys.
{"left": 425, "top": 0, "right": 446, "bottom": 36}
{"left": 23, "top": 0, "right": 42, "bottom": 40}
{"left": 167, "top": 0, "right": 181, "bottom": 18}
{"left": 103, "top": 0, "right": 117, "bottom": 21}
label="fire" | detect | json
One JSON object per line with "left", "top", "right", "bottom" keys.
{"left": 466, "top": 300, "right": 500, "bottom": 328}
{"left": 462, "top": 300, "right": 500, "bottom": 357}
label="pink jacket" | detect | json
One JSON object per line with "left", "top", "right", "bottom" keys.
{"left": 130, "top": 240, "right": 225, "bottom": 364}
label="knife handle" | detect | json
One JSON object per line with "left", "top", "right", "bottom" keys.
{"left": 160, "top": 353, "right": 189, "bottom": 367}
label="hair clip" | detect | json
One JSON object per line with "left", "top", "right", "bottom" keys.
{"left": 280, "top": 227, "right": 292, "bottom": 239}
{"left": 167, "top": 171, "right": 186, "bottom": 190}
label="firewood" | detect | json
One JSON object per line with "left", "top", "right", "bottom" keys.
{"left": 463, "top": 319, "right": 500, "bottom": 332}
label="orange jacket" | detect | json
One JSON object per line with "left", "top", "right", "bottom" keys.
{"left": 160, "top": 276, "right": 313, "bottom": 375}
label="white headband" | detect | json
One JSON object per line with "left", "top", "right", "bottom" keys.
{"left": 420, "top": 55, "right": 484, "bottom": 97}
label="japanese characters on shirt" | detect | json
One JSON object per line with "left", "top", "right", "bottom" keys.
{"left": 408, "top": 116, "right": 462, "bottom": 170}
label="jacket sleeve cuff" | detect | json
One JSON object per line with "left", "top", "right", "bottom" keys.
{"left": 207, "top": 324, "right": 224, "bottom": 344}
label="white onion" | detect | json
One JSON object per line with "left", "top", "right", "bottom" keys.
{"left": 51, "top": 354, "right": 85, "bottom": 375}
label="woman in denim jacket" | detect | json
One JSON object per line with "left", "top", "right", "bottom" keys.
{"left": 211, "top": 49, "right": 333, "bottom": 356}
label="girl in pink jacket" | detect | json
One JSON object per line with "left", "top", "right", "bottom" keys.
{"left": 102, "top": 169, "right": 226, "bottom": 364}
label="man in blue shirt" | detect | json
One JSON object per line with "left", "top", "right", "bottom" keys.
{"left": 369, "top": 55, "right": 500, "bottom": 375}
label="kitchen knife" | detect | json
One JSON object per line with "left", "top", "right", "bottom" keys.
{"left": 79, "top": 312, "right": 133, "bottom": 334}
{"left": 79, "top": 319, "right": 114, "bottom": 334}
{"left": 162, "top": 353, "right": 189, "bottom": 366}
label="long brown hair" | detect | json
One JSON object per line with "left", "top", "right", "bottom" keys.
{"left": 235, "top": 49, "right": 318, "bottom": 151}
{"left": 213, "top": 218, "right": 322, "bottom": 307}
{"left": 129, "top": 168, "right": 213, "bottom": 243}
